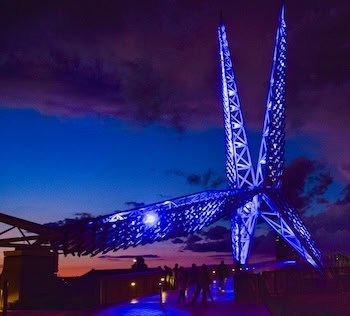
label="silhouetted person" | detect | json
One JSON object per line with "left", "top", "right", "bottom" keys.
{"left": 217, "top": 260, "right": 228, "bottom": 291}
{"left": 176, "top": 267, "right": 187, "bottom": 304}
{"left": 131, "top": 256, "right": 148, "bottom": 272}
{"left": 173, "top": 263, "right": 179, "bottom": 288}
{"left": 234, "top": 260, "right": 241, "bottom": 275}
{"left": 164, "top": 265, "right": 173, "bottom": 287}
{"left": 191, "top": 264, "right": 214, "bottom": 304}
{"left": 188, "top": 263, "right": 198, "bottom": 298}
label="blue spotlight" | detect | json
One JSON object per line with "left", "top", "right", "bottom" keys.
{"left": 143, "top": 212, "right": 158, "bottom": 226}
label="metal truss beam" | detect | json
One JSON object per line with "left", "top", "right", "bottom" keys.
{"left": 218, "top": 5, "right": 323, "bottom": 270}
{"left": 51, "top": 189, "right": 261, "bottom": 256}
{"left": 261, "top": 189, "right": 323, "bottom": 269}
{"left": 218, "top": 17, "right": 258, "bottom": 265}
{"left": 0, "top": 213, "right": 56, "bottom": 248}
{"left": 256, "top": 6, "right": 287, "bottom": 188}
{"left": 218, "top": 21, "right": 255, "bottom": 190}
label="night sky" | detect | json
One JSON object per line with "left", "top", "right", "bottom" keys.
{"left": 0, "top": 0, "right": 349, "bottom": 276}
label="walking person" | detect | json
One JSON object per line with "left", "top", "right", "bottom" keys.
{"left": 173, "top": 263, "right": 179, "bottom": 288}
{"left": 191, "top": 264, "right": 214, "bottom": 304}
{"left": 217, "top": 260, "right": 228, "bottom": 292}
{"left": 188, "top": 263, "right": 198, "bottom": 299}
{"left": 176, "top": 267, "right": 187, "bottom": 304}
{"left": 201, "top": 264, "right": 214, "bottom": 304}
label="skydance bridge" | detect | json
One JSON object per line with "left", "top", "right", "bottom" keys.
{"left": 0, "top": 6, "right": 323, "bottom": 270}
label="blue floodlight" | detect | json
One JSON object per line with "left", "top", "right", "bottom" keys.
{"left": 143, "top": 212, "right": 158, "bottom": 226}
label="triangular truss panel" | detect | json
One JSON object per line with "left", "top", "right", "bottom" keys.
{"left": 0, "top": 213, "right": 55, "bottom": 249}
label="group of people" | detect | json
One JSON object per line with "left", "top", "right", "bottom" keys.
{"left": 163, "top": 261, "right": 228, "bottom": 305}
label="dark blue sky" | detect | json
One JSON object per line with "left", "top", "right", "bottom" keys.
{"left": 0, "top": 107, "right": 325, "bottom": 222}
{"left": 0, "top": 0, "right": 349, "bottom": 275}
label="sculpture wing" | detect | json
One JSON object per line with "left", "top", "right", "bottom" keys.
{"left": 256, "top": 6, "right": 287, "bottom": 188}
{"left": 53, "top": 189, "right": 260, "bottom": 256}
{"left": 218, "top": 21, "right": 255, "bottom": 189}
{"left": 261, "top": 188, "right": 324, "bottom": 270}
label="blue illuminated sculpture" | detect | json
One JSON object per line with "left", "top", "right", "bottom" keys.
{"left": 0, "top": 6, "right": 323, "bottom": 271}
{"left": 218, "top": 6, "right": 322, "bottom": 269}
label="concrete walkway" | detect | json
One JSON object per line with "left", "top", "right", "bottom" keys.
{"left": 93, "top": 278, "right": 270, "bottom": 316}
{"left": 6, "top": 278, "right": 271, "bottom": 315}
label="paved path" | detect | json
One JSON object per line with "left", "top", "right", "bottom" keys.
{"left": 6, "top": 278, "right": 271, "bottom": 315}
{"left": 93, "top": 278, "right": 270, "bottom": 316}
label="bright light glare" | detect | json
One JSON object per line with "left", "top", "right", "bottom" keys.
{"left": 143, "top": 212, "right": 158, "bottom": 226}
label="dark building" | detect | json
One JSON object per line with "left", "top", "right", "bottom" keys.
{"left": 324, "top": 253, "right": 350, "bottom": 268}
{"left": 275, "top": 235, "right": 300, "bottom": 262}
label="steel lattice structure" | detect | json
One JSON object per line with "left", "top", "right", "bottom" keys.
{"left": 0, "top": 5, "right": 323, "bottom": 270}
{"left": 217, "top": 6, "right": 322, "bottom": 269}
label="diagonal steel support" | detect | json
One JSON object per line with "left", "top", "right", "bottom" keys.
{"left": 261, "top": 189, "right": 323, "bottom": 269}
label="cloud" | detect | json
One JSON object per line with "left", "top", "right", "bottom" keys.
{"left": 304, "top": 202, "right": 350, "bottom": 255}
{"left": 185, "top": 239, "right": 232, "bottom": 253}
{"left": 184, "top": 226, "right": 232, "bottom": 253}
{"left": 125, "top": 201, "right": 145, "bottom": 209}
{"left": 45, "top": 212, "right": 93, "bottom": 226}
{"left": 186, "top": 234, "right": 203, "bottom": 244}
{"left": 98, "top": 254, "right": 161, "bottom": 261}
{"left": 187, "top": 174, "right": 201, "bottom": 185}
{"left": 172, "top": 238, "right": 184, "bottom": 244}
{"left": 207, "top": 254, "right": 232, "bottom": 258}
{"left": 187, "top": 169, "right": 226, "bottom": 189}
{"left": 202, "top": 225, "right": 229, "bottom": 240}
{"left": 316, "top": 197, "right": 328, "bottom": 204}
{"left": 0, "top": 0, "right": 348, "bottom": 186}
{"left": 293, "top": 181, "right": 350, "bottom": 255}
{"left": 167, "top": 168, "right": 226, "bottom": 189}
{"left": 337, "top": 184, "right": 350, "bottom": 205}
{"left": 0, "top": 1, "right": 347, "bottom": 138}
{"left": 0, "top": 1, "right": 222, "bottom": 130}
{"left": 306, "top": 202, "right": 350, "bottom": 235}
{"left": 281, "top": 157, "right": 333, "bottom": 212}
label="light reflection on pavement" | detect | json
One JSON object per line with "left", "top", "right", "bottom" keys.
{"left": 93, "top": 278, "right": 269, "bottom": 316}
